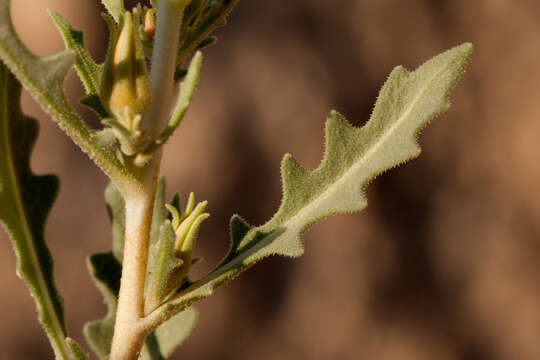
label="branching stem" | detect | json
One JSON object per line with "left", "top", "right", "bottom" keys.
{"left": 109, "top": 1, "right": 188, "bottom": 359}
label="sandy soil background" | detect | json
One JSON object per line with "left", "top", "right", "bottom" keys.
{"left": 1, "top": 0, "right": 540, "bottom": 359}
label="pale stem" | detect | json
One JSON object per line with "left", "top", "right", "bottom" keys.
{"left": 109, "top": 1, "right": 188, "bottom": 359}
{"left": 109, "top": 195, "right": 154, "bottom": 360}
{"left": 142, "top": 0, "right": 187, "bottom": 139}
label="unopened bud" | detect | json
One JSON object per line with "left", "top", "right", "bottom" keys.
{"left": 101, "top": 10, "right": 151, "bottom": 132}
{"left": 144, "top": 9, "right": 156, "bottom": 40}
{"left": 165, "top": 193, "right": 210, "bottom": 275}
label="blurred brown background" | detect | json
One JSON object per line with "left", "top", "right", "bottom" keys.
{"left": 1, "top": 0, "right": 539, "bottom": 359}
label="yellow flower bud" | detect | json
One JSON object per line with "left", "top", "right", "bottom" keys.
{"left": 101, "top": 10, "right": 151, "bottom": 132}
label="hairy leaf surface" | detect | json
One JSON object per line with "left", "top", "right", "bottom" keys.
{"left": 48, "top": 11, "right": 102, "bottom": 96}
{"left": 101, "top": 0, "right": 125, "bottom": 23}
{"left": 149, "top": 51, "right": 202, "bottom": 152}
{"left": 48, "top": 11, "right": 109, "bottom": 118}
{"left": 0, "top": 63, "right": 84, "bottom": 359}
{"left": 145, "top": 43, "right": 473, "bottom": 326}
{"left": 0, "top": 0, "right": 136, "bottom": 192}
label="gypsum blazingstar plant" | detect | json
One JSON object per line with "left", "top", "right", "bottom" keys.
{"left": 0, "top": 0, "right": 472, "bottom": 359}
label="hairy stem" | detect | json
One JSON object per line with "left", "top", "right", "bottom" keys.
{"left": 109, "top": 194, "right": 154, "bottom": 360}
{"left": 142, "top": 0, "right": 188, "bottom": 138}
{"left": 109, "top": 1, "right": 188, "bottom": 359}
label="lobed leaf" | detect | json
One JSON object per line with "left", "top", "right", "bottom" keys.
{"left": 0, "top": 63, "right": 85, "bottom": 359}
{"left": 144, "top": 43, "right": 473, "bottom": 327}
{"left": 48, "top": 11, "right": 108, "bottom": 118}
{"left": 48, "top": 11, "right": 102, "bottom": 97}
{"left": 0, "top": 0, "right": 137, "bottom": 193}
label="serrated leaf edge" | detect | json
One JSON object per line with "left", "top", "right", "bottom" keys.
{"left": 141, "top": 43, "right": 473, "bottom": 330}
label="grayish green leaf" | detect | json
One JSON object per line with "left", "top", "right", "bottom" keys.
{"left": 84, "top": 252, "right": 122, "bottom": 359}
{"left": 67, "top": 338, "right": 88, "bottom": 360}
{"left": 84, "top": 183, "right": 124, "bottom": 358}
{"left": 146, "top": 221, "right": 184, "bottom": 314}
{"left": 144, "top": 43, "right": 473, "bottom": 327}
{"left": 48, "top": 12, "right": 108, "bottom": 118}
{"left": 0, "top": 0, "right": 138, "bottom": 193}
{"left": 48, "top": 11, "right": 102, "bottom": 96}
{"left": 140, "top": 309, "right": 198, "bottom": 360}
{"left": 0, "top": 63, "right": 84, "bottom": 359}
{"left": 149, "top": 51, "right": 202, "bottom": 152}
{"left": 105, "top": 183, "right": 126, "bottom": 262}
{"left": 145, "top": 179, "right": 209, "bottom": 314}
{"left": 150, "top": 176, "right": 167, "bottom": 248}
{"left": 146, "top": 178, "right": 176, "bottom": 313}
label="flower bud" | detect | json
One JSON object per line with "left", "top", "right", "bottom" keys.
{"left": 101, "top": 10, "right": 151, "bottom": 132}
{"left": 143, "top": 9, "right": 156, "bottom": 40}
{"left": 165, "top": 193, "right": 210, "bottom": 275}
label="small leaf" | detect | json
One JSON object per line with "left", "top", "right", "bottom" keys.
{"left": 150, "top": 176, "right": 167, "bottom": 247}
{"left": 99, "top": 12, "right": 118, "bottom": 116}
{"left": 80, "top": 94, "right": 110, "bottom": 119}
{"left": 48, "top": 11, "right": 102, "bottom": 96}
{"left": 0, "top": 63, "right": 84, "bottom": 359}
{"left": 144, "top": 43, "right": 473, "bottom": 326}
{"left": 148, "top": 51, "right": 202, "bottom": 153}
{"left": 174, "top": 200, "right": 209, "bottom": 254}
{"left": 170, "top": 194, "right": 181, "bottom": 216}
{"left": 101, "top": 0, "right": 126, "bottom": 23}
{"left": 177, "top": 0, "right": 239, "bottom": 64}
{"left": 67, "top": 338, "right": 88, "bottom": 360}
{"left": 84, "top": 184, "right": 124, "bottom": 358}
{"left": 145, "top": 182, "right": 209, "bottom": 314}
{"left": 196, "top": 35, "right": 217, "bottom": 49}
{"left": 145, "top": 221, "right": 184, "bottom": 314}
{"left": 182, "top": 0, "right": 205, "bottom": 32}
{"left": 84, "top": 252, "right": 122, "bottom": 359}
{"left": 105, "top": 183, "right": 126, "bottom": 262}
